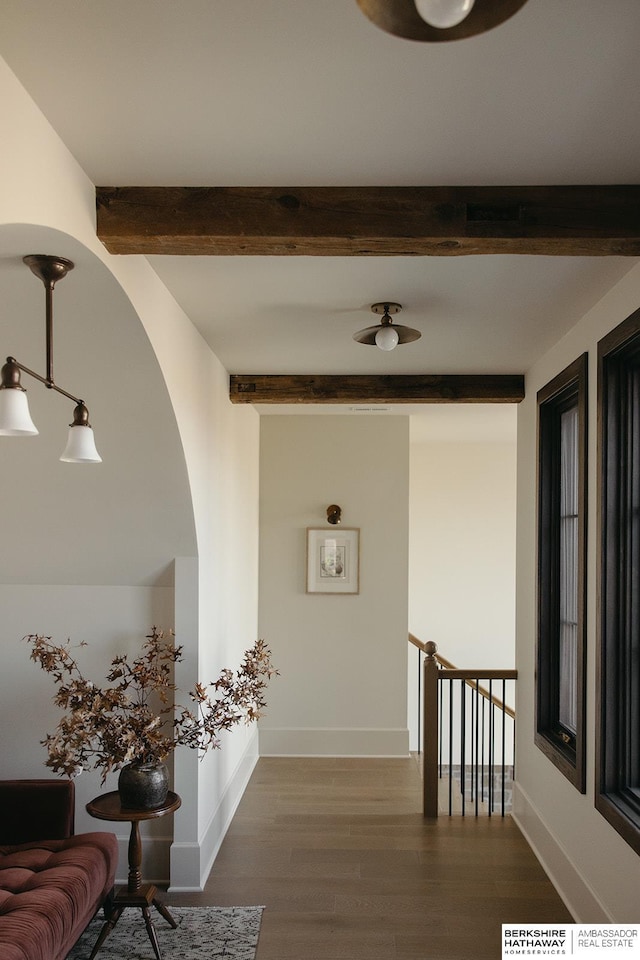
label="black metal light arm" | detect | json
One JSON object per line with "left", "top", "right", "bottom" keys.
{"left": 6, "top": 355, "right": 84, "bottom": 407}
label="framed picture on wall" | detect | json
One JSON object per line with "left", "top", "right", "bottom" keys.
{"left": 306, "top": 528, "right": 360, "bottom": 594}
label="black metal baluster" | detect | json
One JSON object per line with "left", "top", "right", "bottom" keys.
{"left": 501, "top": 679, "right": 507, "bottom": 817}
{"left": 482, "top": 697, "right": 487, "bottom": 803}
{"left": 512, "top": 681, "right": 516, "bottom": 783}
{"left": 438, "top": 664, "right": 443, "bottom": 778}
{"left": 448, "top": 679, "right": 453, "bottom": 816}
{"left": 470, "top": 681, "right": 475, "bottom": 807}
{"left": 460, "top": 680, "right": 466, "bottom": 816}
{"left": 417, "top": 647, "right": 422, "bottom": 757}
{"left": 488, "top": 680, "right": 494, "bottom": 816}
{"left": 475, "top": 680, "right": 480, "bottom": 816}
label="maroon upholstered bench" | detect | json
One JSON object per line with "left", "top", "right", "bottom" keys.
{"left": 0, "top": 779, "right": 118, "bottom": 960}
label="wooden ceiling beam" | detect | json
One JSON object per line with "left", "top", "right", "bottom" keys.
{"left": 95, "top": 185, "right": 640, "bottom": 257}
{"left": 229, "top": 374, "right": 525, "bottom": 404}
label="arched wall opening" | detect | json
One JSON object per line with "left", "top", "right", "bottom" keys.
{"left": 0, "top": 222, "right": 198, "bottom": 881}
{"left": 0, "top": 224, "right": 197, "bottom": 585}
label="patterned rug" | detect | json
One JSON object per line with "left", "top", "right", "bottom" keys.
{"left": 66, "top": 906, "right": 264, "bottom": 960}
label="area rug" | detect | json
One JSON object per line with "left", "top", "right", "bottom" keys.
{"left": 66, "top": 906, "right": 264, "bottom": 960}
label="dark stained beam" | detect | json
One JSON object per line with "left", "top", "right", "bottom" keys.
{"left": 96, "top": 185, "right": 640, "bottom": 257}
{"left": 229, "top": 374, "right": 525, "bottom": 404}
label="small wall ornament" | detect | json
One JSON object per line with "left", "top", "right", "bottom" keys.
{"left": 326, "top": 504, "right": 342, "bottom": 525}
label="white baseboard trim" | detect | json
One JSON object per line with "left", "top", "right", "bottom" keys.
{"left": 512, "top": 782, "right": 610, "bottom": 922}
{"left": 168, "top": 840, "right": 202, "bottom": 892}
{"left": 197, "top": 738, "right": 259, "bottom": 890}
{"left": 258, "top": 727, "right": 409, "bottom": 757}
{"left": 168, "top": 728, "right": 259, "bottom": 892}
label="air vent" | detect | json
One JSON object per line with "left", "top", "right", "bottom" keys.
{"left": 350, "top": 406, "right": 392, "bottom": 413}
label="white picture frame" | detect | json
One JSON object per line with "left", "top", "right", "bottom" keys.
{"left": 306, "top": 527, "right": 360, "bottom": 594}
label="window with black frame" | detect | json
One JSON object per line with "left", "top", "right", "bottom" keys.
{"left": 535, "top": 354, "right": 587, "bottom": 792}
{"left": 597, "top": 308, "right": 640, "bottom": 854}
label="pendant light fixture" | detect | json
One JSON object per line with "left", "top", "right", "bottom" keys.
{"left": 355, "top": 0, "right": 529, "bottom": 42}
{"left": 0, "top": 255, "right": 102, "bottom": 463}
{"left": 353, "top": 302, "right": 421, "bottom": 352}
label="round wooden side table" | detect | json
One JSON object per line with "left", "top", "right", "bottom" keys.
{"left": 86, "top": 789, "right": 181, "bottom": 960}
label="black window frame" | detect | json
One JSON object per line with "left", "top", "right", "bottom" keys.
{"left": 597, "top": 307, "right": 640, "bottom": 854}
{"left": 535, "top": 353, "right": 587, "bottom": 792}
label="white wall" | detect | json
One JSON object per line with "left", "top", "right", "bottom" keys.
{"left": 409, "top": 440, "right": 517, "bottom": 667}
{"left": 177, "top": 390, "right": 261, "bottom": 889}
{"left": 258, "top": 415, "right": 410, "bottom": 757}
{"left": 514, "top": 261, "right": 640, "bottom": 921}
{"left": 0, "top": 54, "right": 261, "bottom": 890}
{"left": 408, "top": 437, "right": 517, "bottom": 752}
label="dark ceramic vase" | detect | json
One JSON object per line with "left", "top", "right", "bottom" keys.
{"left": 117, "top": 761, "right": 169, "bottom": 810}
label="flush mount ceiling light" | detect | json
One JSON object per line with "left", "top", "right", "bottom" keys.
{"left": 353, "top": 303, "right": 421, "bottom": 352}
{"left": 0, "top": 255, "right": 102, "bottom": 463}
{"left": 355, "top": 0, "right": 529, "bottom": 42}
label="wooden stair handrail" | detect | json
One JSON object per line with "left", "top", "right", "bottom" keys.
{"left": 408, "top": 631, "right": 428, "bottom": 653}
{"left": 408, "top": 633, "right": 516, "bottom": 720}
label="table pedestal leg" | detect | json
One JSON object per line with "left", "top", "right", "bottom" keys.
{"left": 142, "top": 905, "right": 162, "bottom": 960}
{"left": 89, "top": 819, "right": 178, "bottom": 959}
{"left": 88, "top": 905, "right": 124, "bottom": 960}
{"left": 153, "top": 897, "right": 179, "bottom": 928}
{"left": 128, "top": 819, "right": 143, "bottom": 892}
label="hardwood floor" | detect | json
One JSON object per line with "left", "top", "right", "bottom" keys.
{"left": 168, "top": 757, "right": 572, "bottom": 959}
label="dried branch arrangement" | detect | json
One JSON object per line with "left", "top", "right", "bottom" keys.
{"left": 26, "top": 628, "right": 277, "bottom": 781}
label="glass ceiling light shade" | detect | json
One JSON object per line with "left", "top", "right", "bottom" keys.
{"left": 375, "top": 325, "right": 400, "bottom": 351}
{"left": 0, "top": 360, "right": 39, "bottom": 435}
{"left": 60, "top": 404, "right": 102, "bottom": 463}
{"left": 0, "top": 255, "right": 102, "bottom": 462}
{"left": 355, "top": 0, "right": 529, "bottom": 42}
{"left": 415, "top": 0, "right": 475, "bottom": 28}
{"left": 353, "top": 302, "right": 421, "bottom": 351}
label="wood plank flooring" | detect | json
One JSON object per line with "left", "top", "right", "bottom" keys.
{"left": 168, "top": 757, "right": 572, "bottom": 959}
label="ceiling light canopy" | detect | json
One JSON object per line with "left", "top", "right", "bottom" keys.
{"left": 353, "top": 303, "right": 421, "bottom": 352}
{"left": 0, "top": 255, "right": 102, "bottom": 463}
{"left": 355, "top": 0, "right": 529, "bottom": 42}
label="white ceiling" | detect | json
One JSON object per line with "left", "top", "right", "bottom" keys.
{"left": 1, "top": 0, "right": 639, "bottom": 440}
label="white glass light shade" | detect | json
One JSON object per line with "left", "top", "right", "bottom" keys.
{"left": 375, "top": 326, "right": 400, "bottom": 351}
{"left": 415, "top": 0, "right": 475, "bottom": 28}
{"left": 60, "top": 424, "right": 102, "bottom": 463}
{"left": 0, "top": 388, "right": 39, "bottom": 435}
